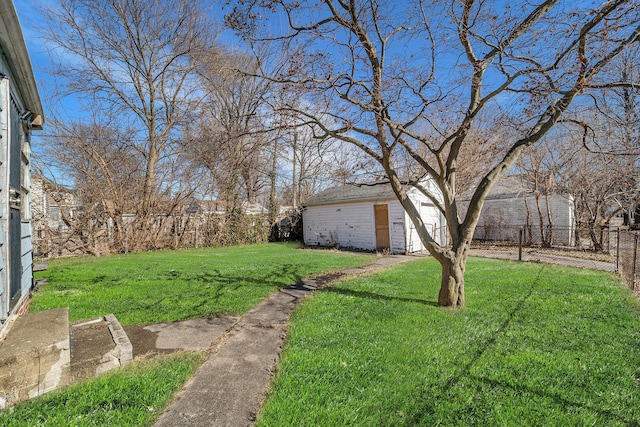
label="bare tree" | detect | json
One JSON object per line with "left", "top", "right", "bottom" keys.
{"left": 44, "top": 0, "right": 214, "bottom": 246}
{"left": 184, "top": 50, "right": 273, "bottom": 213}
{"left": 567, "top": 150, "right": 633, "bottom": 251}
{"left": 325, "top": 143, "right": 373, "bottom": 187}
{"left": 553, "top": 46, "right": 640, "bottom": 251}
{"left": 36, "top": 119, "right": 143, "bottom": 254}
{"left": 513, "top": 46, "right": 640, "bottom": 252}
{"left": 281, "top": 125, "right": 334, "bottom": 208}
{"left": 517, "top": 145, "right": 557, "bottom": 247}
{"left": 228, "top": 0, "right": 640, "bottom": 306}
{"left": 590, "top": 48, "right": 640, "bottom": 153}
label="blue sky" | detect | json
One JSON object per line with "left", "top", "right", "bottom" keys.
{"left": 15, "top": 0, "right": 247, "bottom": 122}
{"left": 13, "top": 0, "right": 634, "bottom": 176}
{"left": 15, "top": 0, "right": 54, "bottom": 92}
{"left": 15, "top": 0, "right": 62, "bottom": 179}
{"left": 14, "top": 0, "right": 249, "bottom": 185}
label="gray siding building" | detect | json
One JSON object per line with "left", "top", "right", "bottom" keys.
{"left": 467, "top": 176, "right": 575, "bottom": 245}
{"left": 0, "top": 0, "right": 44, "bottom": 331}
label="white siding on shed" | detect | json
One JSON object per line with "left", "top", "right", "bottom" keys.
{"left": 303, "top": 181, "right": 445, "bottom": 254}
{"left": 405, "top": 201, "right": 446, "bottom": 251}
{"left": 303, "top": 201, "right": 384, "bottom": 252}
{"left": 385, "top": 202, "right": 407, "bottom": 253}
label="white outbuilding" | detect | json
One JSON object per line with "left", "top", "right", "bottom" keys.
{"left": 303, "top": 181, "right": 445, "bottom": 254}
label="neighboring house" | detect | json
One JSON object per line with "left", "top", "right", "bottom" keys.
{"left": 0, "top": 0, "right": 44, "bottom": 330}
{"left": 31, "top": 176, "right": 78, "bottom": 257}
{"left": 303, "top": 180, "right": 445, "bottom": 254}
{"left": 468, "top": 175, "right": 575, "bottom": 245}
{"left": 617, "top": 204, "right": 640, "bottom": 229}
{"left": 186, "top": 199, "right": 268, "bottom": 216}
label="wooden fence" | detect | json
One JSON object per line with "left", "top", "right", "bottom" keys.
{"left": 617, "top": 229, "right": 640, "bottom": 295}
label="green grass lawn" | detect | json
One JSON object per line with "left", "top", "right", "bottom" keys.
{"left": 0, "top": 353, "right": 205, "bottom": 427}
{"left": 256, "top": 257, "right": 640, "bottom": 426}
{"left": 31, "top": 243, "right": 373, "bottom": 326}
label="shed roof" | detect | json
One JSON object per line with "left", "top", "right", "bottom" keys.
{"left": 305, "top": 182, "right": 399, "bottom": 207}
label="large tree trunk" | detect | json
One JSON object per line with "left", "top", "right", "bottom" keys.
{"left": 588, "top": 221, "right": 604, "bottom": 252}
{"left": 438, "top": 254, "right": 466, "bottom": 307}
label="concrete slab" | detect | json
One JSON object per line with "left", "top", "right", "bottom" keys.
{"left": 153, "top": 254, "right": 419, "bottom": 427}
{"left": 0, "top": 308, "right": 71, "bottom": 407}
{"left": 70, "top": 318, "right": 116, "bottom": 382}
{"left": 33, "top": 262, "right": 48, "bottom": 272}
{"left": 155, "top": 326, "right": 284, "bottom": 427}
{"left": 69, "top": 315, "right": 132, "bottom": 383}
{"left": 105, "top": 314, "right": 133, "bottom": 365}
{"left": 124, "top": 317, "right": 238, "bottom": 359}
{"left": 238, "top": 288, "right": 305, "bottom": 327}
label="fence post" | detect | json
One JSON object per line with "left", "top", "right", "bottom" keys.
{"left": 616, "top": 227, "right": 620, "bottom": 273}
{"left": 518, "top": 227, "right": 523, "bottom": 261}
{"left": 632, "top": 234, "right": 638, "bottom": 291}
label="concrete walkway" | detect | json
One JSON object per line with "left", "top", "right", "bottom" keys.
{"left": 149, "top": 249, "right": 614, "bottom": 426}
{"left": 153, "top": 255, "right": 416, "bottom": 427}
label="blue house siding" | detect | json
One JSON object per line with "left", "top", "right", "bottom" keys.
{"left": 0, "top": 221, "right": 4, "bottom": 299}
{"left": 21, "top": 222, "right": 32, "bottom": 297}
{"left": 0, "top": 0, "right": 44, "bottom": 330}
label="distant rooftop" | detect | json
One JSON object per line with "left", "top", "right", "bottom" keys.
{"left": 460, "top": 173, "right": 565, "bottom": 201}
{"left": 483, "top": 175, "right": 528, "bottom": 199}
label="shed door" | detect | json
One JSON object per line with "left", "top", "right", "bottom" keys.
{"left": 374, "top": 204, "right": 390, "bottom": 250}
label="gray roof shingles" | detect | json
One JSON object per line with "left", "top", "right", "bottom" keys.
{"left": 305, "top": 183, "right": 399, "bottom": 206}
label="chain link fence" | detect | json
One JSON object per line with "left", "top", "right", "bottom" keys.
{"left": 473, "top": 225, "right": 613, "bottom": 252}
{"left": 472, "top": 225, "right": 640, "bottom": 297}
{"left": 471, "top": 224, "right": 615, "bottom": 269}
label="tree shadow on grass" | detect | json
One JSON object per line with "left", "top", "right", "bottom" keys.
{"left": 471, "top": 375, "right": 637, "bottom": 425}
{"left": 404, "top": 265, "right": 637, "bottom": 426}
{"left": 323, "top": 286, "right": 438, "bottom": 307}
{"left": 135, "top": 264, "right": 310, "bottom": 317}
{"left": 160, "top": 263, "right": 306, "bottom": 291}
